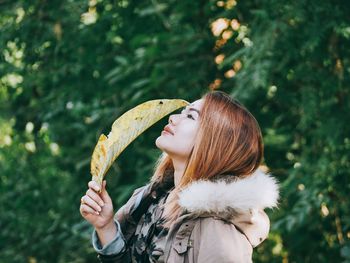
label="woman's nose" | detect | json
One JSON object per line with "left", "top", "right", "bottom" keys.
{"left": 168, "top": 114, "right": 176, "bottom": 125}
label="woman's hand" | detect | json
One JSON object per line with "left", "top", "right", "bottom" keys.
{"left": 80, "top": 180, "right": 114, "bottom": 230}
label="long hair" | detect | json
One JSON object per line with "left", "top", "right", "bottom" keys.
{"left": 151, "top": 90, "right": 264, "bottom": 228}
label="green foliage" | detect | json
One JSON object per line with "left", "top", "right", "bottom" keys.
{"left": 0, "top": 131, "right": 96, "bottom": 262}
{"left": 1, "top": 0, "right": 349, "bottom": 262}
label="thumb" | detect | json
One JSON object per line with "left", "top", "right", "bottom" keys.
{"left": 100, "top": 180, "right": 111, "bottom": 203}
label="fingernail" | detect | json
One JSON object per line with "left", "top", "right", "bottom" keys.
{"left": 97, "top": 206, "right": 101, "bottom": 212}
{"left": 95, "top": 211, "right": 100, "bottom": 215}
{"left": 100, "top": 202, "right": 104, "bottom": 207}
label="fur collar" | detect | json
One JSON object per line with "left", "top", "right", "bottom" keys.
{"left": 177, "top": 169, "right": 279, "bottom": 247}
{"left": 178, "top": 169, "right": 279, "bottom": 215}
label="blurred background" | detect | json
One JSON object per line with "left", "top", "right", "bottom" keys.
{"left": 0, "top": 0, "right": 349, "bottom": 262}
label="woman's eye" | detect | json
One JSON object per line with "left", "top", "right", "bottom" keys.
{"left": 187, "top": 114, "right": 194, "bottom": 120}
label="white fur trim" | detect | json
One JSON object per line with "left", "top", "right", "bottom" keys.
{"left": 178, "top": 169, "right": 279, "bottom": 214}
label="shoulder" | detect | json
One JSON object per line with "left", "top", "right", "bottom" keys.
{"left": 191, "top": 217, "right": 253, "bottom": 262}
{"left": 198, "top": 217, "right": 252, "bottom": 248}
{"left": 115, "top": 181, "right": 171, "bottom": 226}
{"left": 114, "top": 183, "right": 153, "bottom": 230}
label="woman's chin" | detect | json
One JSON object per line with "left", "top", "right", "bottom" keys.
{"left": 156, "top": 139, "right": 172, "bottom": 155}
{"left": 155, "top": 137, "right": 165, "bottom": 150}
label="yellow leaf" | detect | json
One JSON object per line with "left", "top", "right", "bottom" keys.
{"left": 90, "top": 99, "right": 189, "bottom": 190}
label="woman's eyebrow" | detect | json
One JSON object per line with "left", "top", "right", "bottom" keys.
{"left": 188, "top": 108, "right": 201, "bottom": 116}
{"left": 183, "top": 106, "right": 201, "bottom": 116}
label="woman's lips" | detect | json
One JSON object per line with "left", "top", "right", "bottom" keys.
{"left": 162, "top": 130, "right": 173, "bottom": 135}
{"left": 162, "top": 125, "right": 174, "bottom": 135}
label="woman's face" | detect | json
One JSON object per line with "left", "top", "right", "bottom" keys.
{"left": 155, "top": 99, "right": 203, "bottom": 161}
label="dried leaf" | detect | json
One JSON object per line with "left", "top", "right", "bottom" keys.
{"left": 90, "top": 99, "right": 189, "bottom": 190}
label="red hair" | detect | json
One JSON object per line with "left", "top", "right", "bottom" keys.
{"left": 151, "top": 91, "right": 264, "bottom": 227}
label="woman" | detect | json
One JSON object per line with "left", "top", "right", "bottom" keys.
{"left": 80, "top": 91, "right": 279, "bottom": 263}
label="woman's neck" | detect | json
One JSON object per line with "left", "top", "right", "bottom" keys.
{"left": 171, "top": 158, "right": 187, "bottom": 187}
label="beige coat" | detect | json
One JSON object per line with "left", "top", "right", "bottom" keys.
{"left": 103, "top": 169, "right": 279, "bottom": 263}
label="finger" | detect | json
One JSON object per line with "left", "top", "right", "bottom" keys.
{"left": 81, "top": 195, "right": 102, "bottom": 213}
{"left": 80, "top": 202, "right": 100, "bottom": 215}
{"left": 86, "top": 189, "right": 105, "bottom": 207}
{"left": 100, "top": 180, "right": 111, "bottom": 202}
{"left": 88, "top": 180, "right": 101, "bottom": 192}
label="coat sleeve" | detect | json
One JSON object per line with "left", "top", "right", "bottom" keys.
{"left": 92, "top": 219, "right": 126, "bottom": 255}
{"left": 196, "top": 218, "right": 253, "bottom": 263}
